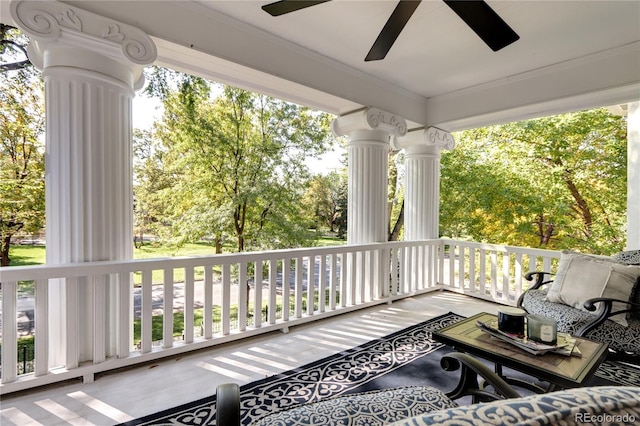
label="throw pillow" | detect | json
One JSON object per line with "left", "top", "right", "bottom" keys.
{"left": 546, "top": 251, "right": 640, "bottom": 327}
{"left": 613, "top": 249, "right": 640, "bottom": 265}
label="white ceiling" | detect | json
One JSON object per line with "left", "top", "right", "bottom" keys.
{"left": 206, "top": 1, "right": 637, "bottom": 98}
{"left": 4, "top": 0, "right": 640, "bottom": 131}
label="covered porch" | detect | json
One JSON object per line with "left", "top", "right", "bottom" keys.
{"left": 1, "top": 291, "right": 501, "bottom": 425}
{"left": 1, "top": 0, "right": 639, "bottom": 419}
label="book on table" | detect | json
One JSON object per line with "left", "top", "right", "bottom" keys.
{"left": 476, "top": 319, "right": 581, "bottom": 357}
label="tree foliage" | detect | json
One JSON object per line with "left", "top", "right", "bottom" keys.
{"left": 302, "top": 171, "right": 345, "bottom": 233}
{"left": 135, "top": 80, "right": 334, "bottom": 252}
{"left": 0, "top": 29, "right": 45, "bottom": 266}
{"left": 440, "top": 108, "right": 627, "bottom": 254}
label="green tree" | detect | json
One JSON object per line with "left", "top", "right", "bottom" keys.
{"left": 147, "top": 81, "right": 334, "bottom": 252}
{"left": 440, "top": 108, "right": 627, "bottom": 254}
{"left": 0, "top": 29, "right": 45, "bottom": 266}
{"left": 132, "top": 128, "right": 176, "bottom": 248}
{"left": 388, "top": 151, "right": 405, "bottom": 241}
{"left": 302, "top": 171, "right": 344, "bottom": 232}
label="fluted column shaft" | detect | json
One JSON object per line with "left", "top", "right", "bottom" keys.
{"left": 332, "top": 108, "right": 407, "bottom": 244}
{"left": 11, "top": 0, "right": 156, "bottom": 367}
{"left": 347, "top": 131, "right": 390, "bottom": 244}
{"left": 44, "top": 62, "right": 135, "bottom": 265}
{"left": 405, "top": 146, "right": 441, "bottom": 239}
{"left": 396, "top": 127, "right": 455, "bottom": 240}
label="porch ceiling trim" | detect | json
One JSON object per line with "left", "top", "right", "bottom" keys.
{"left": 6, "top": 1, "right": 639, "bottom": 130}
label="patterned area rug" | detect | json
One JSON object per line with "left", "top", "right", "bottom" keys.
{"left": 122, "top": 312, "right": 640, "bottom": 426}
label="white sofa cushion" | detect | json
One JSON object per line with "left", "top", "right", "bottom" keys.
{"left": 546, "top": 251, "right": 640, "bottom": 327}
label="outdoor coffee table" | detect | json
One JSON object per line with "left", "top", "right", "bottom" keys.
{"left": 432, "top": 312, "right": 608, "bottom": 392}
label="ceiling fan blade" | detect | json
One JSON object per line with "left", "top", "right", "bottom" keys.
{"left": 365, "top": 0, "right": 422, "bottom": 62}
{"left": 443, "top": 0, "right": 519, "bottom": 51}
{"left": 262, "top": 0, "right": 331, "bottom": 17}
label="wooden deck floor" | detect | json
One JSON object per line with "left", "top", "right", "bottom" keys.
{"left": 0, "top": 291, "right": 500, "bottom": 426}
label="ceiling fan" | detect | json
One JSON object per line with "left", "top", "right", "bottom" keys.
{"left": 262, "top": 0, "right": 519, "bottom": 61}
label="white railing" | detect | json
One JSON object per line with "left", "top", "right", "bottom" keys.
{"left": 0, "top": 239, "right": 560, "bottom": 394}
{"left": 439, "top": 239, "right": 560, "bottom": 304}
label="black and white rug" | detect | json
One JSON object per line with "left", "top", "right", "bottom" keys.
{"left": 122, "top": 312, "right": 640, "bottom": 426}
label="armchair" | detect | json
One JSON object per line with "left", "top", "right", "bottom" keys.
{"left": 216, "top": 353, "right": 640, "bottom": 425}
{"left": 517, "top": 250, "right": 640, "bottom": 363}
{"left": 216, "top": 352, "right": 521, "bottom": 426}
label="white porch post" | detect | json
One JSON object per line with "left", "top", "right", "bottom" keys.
{"left": 11, "top": 0, "right": 156, "bottom": 367}
{"left": 331, "top": 108, "right": 407, "bottom": 244}
{"left": 396, "top": 127, "right": 455, "bottom": 240}
{"left": 628, "top": 101, "right": 640, "bottom": 250}
{"left": 331, "top": 108, "right": 406, "bottom": 302}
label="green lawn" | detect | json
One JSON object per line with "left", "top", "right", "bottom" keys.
{"left": 7, "top": 236, "right": 346, "bottom": 267}
{"left": 8, "top": 245, "right": 46, "bottom": 266}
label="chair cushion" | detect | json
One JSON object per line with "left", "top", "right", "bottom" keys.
{"left": 546, "top": 251, "right": 640, "bottom": 326}
{"left": 522, "top": 288, "right": 640, "bottom": 355}
{"left": 250, "top": 386, "right": 458, "bottom": 426}
{"left": 613, "top": 249, "right": 640, "bottom": 265}
{"left": 388, "top": 386, "right": 640, "bottom": 426}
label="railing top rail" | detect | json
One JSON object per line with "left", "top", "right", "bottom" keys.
{"left": 0, "top": 239, "right": 445, "bottom": 281}
{"left": 440, "top": 239, "right": 561, "bottom": 258}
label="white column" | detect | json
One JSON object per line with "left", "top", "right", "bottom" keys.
{"left": 332, "top": 108, "right": 406, "bottom": 302}
{"left": 11, "top": 0, "right": 156, "bottom": 367}
{"left": 628, "top": 101, "right": 640, "bottom": 250}
{"left": 396, "top": 127, "right": 455, "bottom": 240}
{"left": 332, "top": 108, "right": 407, "bottom": 244}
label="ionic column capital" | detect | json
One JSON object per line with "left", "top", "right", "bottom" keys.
{"left": 331, "top": 108, "right": 408, "bottom": 143}
{"left": 395, "top": 126, "right": 456, "bottom": 153}
{"left": 10, "top": 0, "right": 156, "bottom": 88}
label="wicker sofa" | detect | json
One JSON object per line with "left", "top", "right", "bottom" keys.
{"left": 216, "top": 352, "right": 640, "bottom": 425}
{"left": 517, "top": 249, "right": 640, "bottom": 362}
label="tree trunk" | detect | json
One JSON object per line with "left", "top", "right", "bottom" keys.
{"left": 234, "top": 202, "right": 247, "bottom": 252}
{"left": 535, "top": 214, "right": 555, "bottom": 246}
{"left": 389, "top": 200, "right": 404, "bottom": 241}
{"left": 563, "top": 170, "right": 593, "bottom": 238}
{"left": 1, "top": 234, "right": 12, "bottom": 266}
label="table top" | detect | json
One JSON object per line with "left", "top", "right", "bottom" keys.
{"left": 432, "top": 312, "right": 609, "bottom": 389}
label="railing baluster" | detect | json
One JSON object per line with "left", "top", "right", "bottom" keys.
{"left": 66, "top": 277, "right": 79, "bottom": 369}
{"left": 319, "top": 254, "right": 326, "bottom": 312}
{"left": 1, "top": 280, "right": 18, "bottom": 383}
{"left": 390, "top": 247, "right": 399, "bottom": 296}
{"left": 329, "top": 254, "right": 337, "bottom": 309}
{"left": 399, "top": 246, "right": 407, "bottom": 294}
{"left": 448, "top": 244, "right": 456, "bottom": 289}
{"left": 254, "top": 261, "right": 263, "bottom": 328}
{"left": 222, "top": 263, "right": 231, "bottom": 334}
{"left": 238, "top": 261, "right": 247, "bottom": 332}
{"left": 294, "top": 257, "right": 303, "bottom": 317}
{"left": 93, "top": 274, "right": 107, "bottom": 364}
{"left": 184, "top": 266, "right": 194, "bottom": 343}
{"left": 490, "top": 251, "right": 498, "bottom": 299}
{"left": 468, "top": 247, "right": 476, "bottom": 294}
{"left": 502, "top": 251, "right": 510, "bottom": 303}
{"left": 163, "top": 268, "right": 174, "bottom": 348}
{"left": 116, "top": 272, "right": 130, "bottom": 358}
{"left": 458, "top": 245, "right": 466, "bottom": 290}
{"left": 306, "top": 256, "right": 314, "bottom": 315}
{"left": 515, "top": 253, "right": 523, "bottom": 304}
{"left": 357, "top": 251, "right": 365, "bottom": 303}
{"left": 339, "top": 252, "right": 347, "bottom": 307}
{"left": 204, "top": 265, "right": 213, "bottom": 338}
{"left": 35, "top": 278, "right": 49, "bottom": 376}
{"left": 141, "top": 269, "right": 152, "bottom": 353}
{"left": 268, "top": 259, "right": 277, "bottom": 324}
{"left": 281, "top": 257, "right": 291, "bottom": 321}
